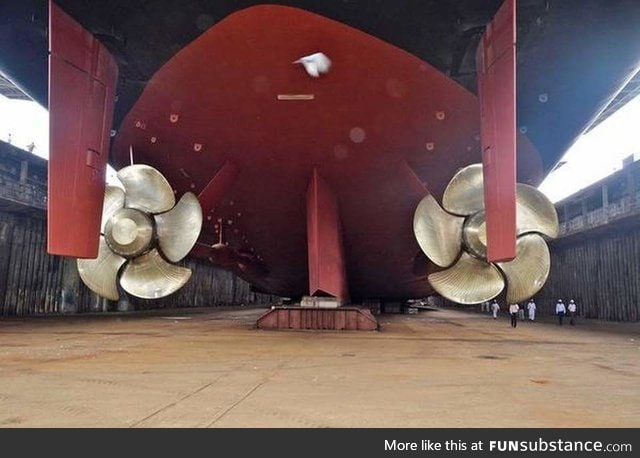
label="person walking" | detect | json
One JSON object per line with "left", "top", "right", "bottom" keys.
{"left": 509, "top": 303, "right": 519, "bottom": 328}
{"left": 556, "top": 299, "right": 566, "bottom": 325}
{"left": 527, "top": 299, "right": 536, "bottom": 321}
{"left": 568, "top": 299, "right": 577, "bottom": 325}
{"left": 491, "top": 300, "right": 500, "bottom": 319}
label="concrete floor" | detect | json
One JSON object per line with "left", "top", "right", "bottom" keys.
{"left": 0, "top": 306, "right": 638, "bottom": 427}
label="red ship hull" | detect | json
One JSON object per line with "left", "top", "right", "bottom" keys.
{"left": 111, "top": 5, "right": 540, "bottom": 299}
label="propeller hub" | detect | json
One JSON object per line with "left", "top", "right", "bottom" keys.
{"left": 112, "top": 218, "right": 138, "bottom": 245}
{"left": 104, "top": 208, "right": 154, "bottom": 258}
{"left": 462, "top": 211, "right": 488, "bottom": 259}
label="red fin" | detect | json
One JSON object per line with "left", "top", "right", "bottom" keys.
{"left": 48, "top": 1, "right": 118, "bottom": 257}
{"left": 476, "top": 0, "right": 517, "bottom": 262}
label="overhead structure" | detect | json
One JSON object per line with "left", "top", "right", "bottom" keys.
{"left": 0, "top": 74, "right": 31, "bottom": 100}
{"left": 413, "top": 163, "right": 558, "bottom": 304}
{"left": 77, "top": 164, "right": 203, "bottom": 300}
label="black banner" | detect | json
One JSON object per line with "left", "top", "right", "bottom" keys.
{"left": 0, "top": 429, "right": 636, "bottom": 457}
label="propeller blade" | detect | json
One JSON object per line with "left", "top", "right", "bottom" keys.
{"left": 413, "top": 194, "right": 464, "bottom": 267}
{"left": 77, "top": 237, "right": 126, "bottom": 301}
{"left": 101, "top": 186, "right": 125, "bottom": 234}
{"left": 117, "top": 164, "right": 175, "bottom": 214}
{"left": 516, "top": 184, "right": 559, "bottom": 238}
{"left": 442, "top": 163, "right": 485, "bottom": 216}
{"left": 155, "top": 192, "right": 203, "bottom": 262}
{"left": 428, "top": 252, "right": 504, "bottom": 304}
{"left": 120, "top": 249, "right": 191, "bottom": 299}
{"left": 496, "top": 233, "right": 550, "bottom": 304}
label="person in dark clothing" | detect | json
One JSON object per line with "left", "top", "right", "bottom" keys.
{"left": 509, "top": 303, "right": 519, "bottom": 328}
{"left": 568, "top": 299, "right": 577, "bottom": 325}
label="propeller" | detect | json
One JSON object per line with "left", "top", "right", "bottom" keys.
{"left": 413, "top": 163, "right": 558, "bottom": 304}
{"left": 77, "top": 164, "right": 203, "bottom": 300}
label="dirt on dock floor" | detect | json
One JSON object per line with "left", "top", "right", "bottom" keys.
{"left": 0, "top": 306, "right": 638, "bottom": 427}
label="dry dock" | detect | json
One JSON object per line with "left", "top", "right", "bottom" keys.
{"left": 0, "top": 307, "right": 638, "bottom": 427}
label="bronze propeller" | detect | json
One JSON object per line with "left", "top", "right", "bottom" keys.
{"left": 413, "top": 163, "right": 558, "bottom": 304}
{"left": 77, "top": 164, "right": 203, "bottom": 300}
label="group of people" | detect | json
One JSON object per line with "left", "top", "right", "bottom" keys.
{"left": 482, "top": 298, "right": 578, "bottom": 328}
{"left": 555, "top": 299, "right": 578, "bottom": 326}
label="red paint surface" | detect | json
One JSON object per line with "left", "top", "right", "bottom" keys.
{"left": 48, "top": 1, "right": 118, "bottom": 257}
{"left": 112, "top": 5, "right": 538, "bottom": 298}
{"left": 476, "top": 0, "right": 517, "bottom": 262}
{"left": 307, "top": 169, "right": 348, "bottom": 300}
{"left": 257, "top": 307, "right": 377, "bottom": 331}
{"left": 197, "top": 160, "right": 239, "bottom": 215}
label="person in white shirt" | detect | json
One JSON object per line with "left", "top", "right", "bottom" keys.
{"left": 509, "top": 303, "right": 519, "bottom": 328}
{"left": 527, "top": 300, "right": 536, "bottom": 321}
{"left": 556, "top": 299, "right": 567, "bottom": 325}
{"left": 491, "top": 300, "right": 500, "bottom": 319}
{"left": 568, "top": 299, "right": 577, "bottom": 325}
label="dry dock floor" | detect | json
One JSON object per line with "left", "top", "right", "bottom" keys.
{"left": 0, "top": 306, "right": 638, "bottom": 427}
